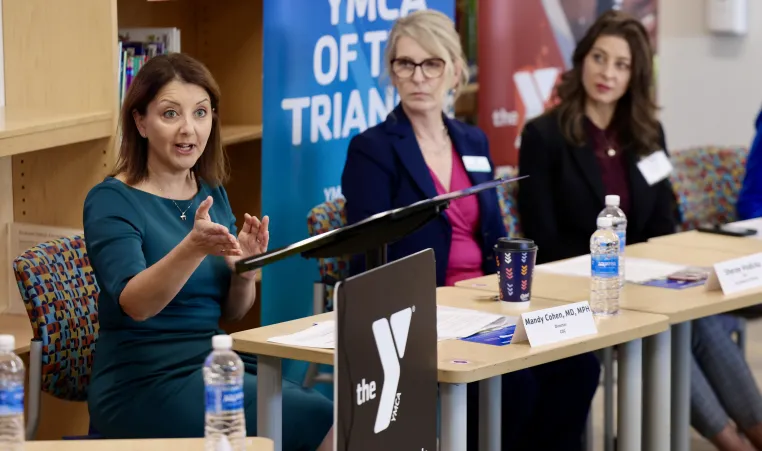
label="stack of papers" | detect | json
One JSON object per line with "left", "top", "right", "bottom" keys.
{"left": 436, "top": 306, "right": 517, "bottom": 341}
{"left": 537, "top": 255, "right": 688, "bottom": 283}
{"left": 266, "top": 306, "right": 518, "bottom": 349}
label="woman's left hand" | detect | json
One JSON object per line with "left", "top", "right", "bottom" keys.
{"left": 226, "top": 213, "right": 270, "bottom": 279}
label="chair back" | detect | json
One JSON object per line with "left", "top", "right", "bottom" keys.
{"left": 669, "top": 146, "right": 749, "bottom": 231}
{"left": 495, "top": 166, "right": 523, "bottom": 237}
{"left": 13, "top": 235, "right": 99, "bottom": 401}
{"left": 307, "top": 198, "right": 350, "bottom": 311}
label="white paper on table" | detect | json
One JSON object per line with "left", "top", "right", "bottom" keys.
{"left": 537, "top": 255, "right": 688, "bottom": 283}
{"left": 264, "top": 307, "right": 519, "bottom": 349}
{"left": 267, "top": 321, "right": 336, "bottom": 349}
{"left": 436, "top": 306, "right": 517, "bottom": 341}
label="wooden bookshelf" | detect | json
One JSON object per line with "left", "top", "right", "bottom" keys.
{"left": 221, "top": 124, "right": 263, "bottom": 146}
{"left": 0, "top": 110, "right": 113, "bottom": 158}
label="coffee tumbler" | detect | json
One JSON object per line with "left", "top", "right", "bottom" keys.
{"left": 494, "top": 238, "right": 538, "bottom": 303}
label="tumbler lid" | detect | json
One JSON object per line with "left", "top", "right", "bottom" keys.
{"left": 494, "top": 237, "right": 536, "bottom": 251}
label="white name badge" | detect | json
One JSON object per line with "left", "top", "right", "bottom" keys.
{"left": 637, "top": 150, "right": 673, "bottom": 186}
{"left": 511, "top": 301, "right": 598, "bottom": 347}
{"left": 462, "top": 155, "right": 492, "bottom": 173}
{"left": 705, "top": 252, "right": 762, "bottom": 295}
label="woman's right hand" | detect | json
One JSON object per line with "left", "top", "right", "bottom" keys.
{"left": 186, "top": 196, "right": 242, "bottom": 257}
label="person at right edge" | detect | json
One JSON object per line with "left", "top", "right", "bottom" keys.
{"left": 737, "top": 106, "right": 762, "bottom": 220}
{"left": 518, "top": 10, "right": 762, "bottom": 451}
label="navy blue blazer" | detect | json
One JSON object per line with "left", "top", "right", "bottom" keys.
{"left": 341, "top": 104, "right": 508, "bottom": 286}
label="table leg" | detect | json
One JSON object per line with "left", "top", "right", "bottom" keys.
{"left": 671, "top": 322, "right": 691, "bottom": 451}
{"left": 479, "top": 376, "right": 501, "bottom": 451}
{"left": 440, "top": 383, "right": 467, "bottom": 451}
{"left": 258, "top": 355, "right": 283, "bottom": 451}
{"left": 644, "top": 329, "right": 671, "bottom": 451}
{"left": 617, "top": 338, "right": 642, "bottom": 451}
{"left": 603, "top": 346, "right": 615, "bottom": 451}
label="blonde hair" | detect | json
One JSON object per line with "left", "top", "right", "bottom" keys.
{"left": 384, "top": 9, "right": 470, "bottom": 101}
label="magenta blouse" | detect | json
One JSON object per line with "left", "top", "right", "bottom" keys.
{"left": 428, "top": 147, "right": 485, "bottom": 286}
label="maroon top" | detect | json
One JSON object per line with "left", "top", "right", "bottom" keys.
{"left": 586, "top": 117, "right": 631, "bottom": 217}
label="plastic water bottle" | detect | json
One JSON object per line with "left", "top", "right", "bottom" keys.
{"left": 590, "top": 217, "right": 621, "bottom": 315}
{"left": 598, "top": 195, "right": 628, "bottom": 286}
{"left": 0, "top": 335, "right": 24, "bottom": 451}
{"left": 204, "top": 335, "right": 246, "bottom": 451}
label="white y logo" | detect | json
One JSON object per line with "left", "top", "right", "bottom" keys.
{"left": 513, "top": 67, "right": 561, "bottom": 122}
{"left": 371, "top": 307, "right": 412, "bottom": 434}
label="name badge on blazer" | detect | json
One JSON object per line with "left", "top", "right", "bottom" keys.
{"left": 637, "top": 150, "right": 673, "bottom": 186}
{"left": 462, "top": 155, "right": 492, "bottom": 173}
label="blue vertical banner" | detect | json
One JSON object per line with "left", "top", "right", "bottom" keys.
{"left": 262, "top": 0, "right": 454, "bottom": 381}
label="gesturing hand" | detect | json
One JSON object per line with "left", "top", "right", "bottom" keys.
{"left": 187, "top": 196, "right": 242, "bottom": 257}
{"left": 225, "top": 213, "right": 269, "bottom": 279}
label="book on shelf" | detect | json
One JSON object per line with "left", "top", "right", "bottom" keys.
{"left": 117, "top": 27, "right": 181, "bottom": 104}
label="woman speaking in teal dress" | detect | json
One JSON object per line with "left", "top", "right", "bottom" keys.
{"left": 83, "top": 53, "right": 334, "bottom": 451}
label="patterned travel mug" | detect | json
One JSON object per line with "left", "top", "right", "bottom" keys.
{"left": 494, "top": 238, "right": 538, "bottom": 304}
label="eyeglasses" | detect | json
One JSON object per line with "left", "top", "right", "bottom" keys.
{"left": 391, "top": 57, "right": 446, "bottom": 79}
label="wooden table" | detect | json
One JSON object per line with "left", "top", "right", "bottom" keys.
{"left": 458, "top": 242, "right": 762, "bottom": 324}
{"left": 25, "top": 437, "right": 273, "bottom": 450}
{"left": 649, "top": 229, "right": 762, "bottom": 254}
{"left": 232, "top": 286, "right": 668, "bottom": 451}
{"left": 0, "top": 313, "right": 33, "bottom": 353}
{"left": 456, "top": 241, "right": 762, "bottom": 451}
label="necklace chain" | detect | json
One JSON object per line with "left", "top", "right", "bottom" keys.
{"left": 153, "top": 181, "right": 194, "bottom": 221}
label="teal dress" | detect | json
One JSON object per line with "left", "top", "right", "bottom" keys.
{"left": 83, "top": 177, "right": 332, "bottom": 450}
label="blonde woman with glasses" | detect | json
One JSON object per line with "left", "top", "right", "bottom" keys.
{"left": 341, "top": 9, "right": 600, "bottom": 450}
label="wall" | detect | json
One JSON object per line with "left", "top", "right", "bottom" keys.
{"left": 657, "top": 0, "right": 762, "bottom": 151}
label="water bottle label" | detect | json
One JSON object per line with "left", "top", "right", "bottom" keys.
{"left": 206, "top": 384, "right": 244, "bottom": 414}
{"left": 592, "top": 254, "right": 619, "bottom": 277}
{"left": 617, "top": 231, "right": 626, "bottom": 253}
{"left": 0, "top": 384, "right": 24, "bottom": 416}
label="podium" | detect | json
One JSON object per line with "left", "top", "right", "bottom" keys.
{"left": 333, "top": 249, "right": 437, "bottom": 450}
{"left": 235, "top": 175, "right": 525, "bottom": 274}
{"left": 234, "top": 175, "right": 524, "bottom": 451}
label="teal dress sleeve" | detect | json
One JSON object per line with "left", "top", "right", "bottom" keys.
{"left": 83, "top": 181, "right": 147, "bottom": 321}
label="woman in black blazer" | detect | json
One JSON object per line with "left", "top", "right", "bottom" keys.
{"left": 518, "top": 10, "right": 762, "bottom": 450}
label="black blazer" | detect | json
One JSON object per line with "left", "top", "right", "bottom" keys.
{"left": 341, "top": 104, "right": 507, "bottom": 286}
{"left": 517, "top": 109, "right": 678, "bottom": 264}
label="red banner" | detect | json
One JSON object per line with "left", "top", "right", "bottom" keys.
{"left": 477, "top": 0, "right": 658, "bottom": 169}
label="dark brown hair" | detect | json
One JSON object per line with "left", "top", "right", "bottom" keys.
{"left": 552, "top": 10, "right": 660, "bottom": 155}
{"left": 111, "top": 53, "right": 228, "bottom": 186}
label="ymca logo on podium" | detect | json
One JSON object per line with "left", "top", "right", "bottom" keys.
{"left": 356, "top": 307, "right": 413, "bottom": 433}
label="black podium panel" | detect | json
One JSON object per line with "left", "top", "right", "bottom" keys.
{"left": 334, "top": 249, "right": 438, "bottom": 451}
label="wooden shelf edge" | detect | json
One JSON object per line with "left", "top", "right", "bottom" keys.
{"left": 0, "top": 112, "right": 113, "bottom": 158}
{"left": 222, "top": 124, "right": 262, "bottom": 146}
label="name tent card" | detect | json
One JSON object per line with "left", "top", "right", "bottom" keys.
{"left": 705, "top": 252, "right": 762, "bottom": 295}
{"left": 512, "top": 301, "right": 598, "bottom": 347}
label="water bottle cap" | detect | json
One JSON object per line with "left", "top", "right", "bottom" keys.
{"left": 0, "top": 334, "right": 15, "bottom": 352}
{"left": 597, "top": 217, "right": 613, "bottom": 228}
{"left": 605, "top": 195, "right": 620, "bottom": 207}
{"left": 212, "top": 334, "right": 233, "bottom": 350}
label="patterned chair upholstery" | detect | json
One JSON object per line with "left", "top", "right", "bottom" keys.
{"left": 496, "top": 182, "right": 523, "bottom": 238}
{"left": 669, "top": 146, "right": 752, "bottom": 352}
{"left": 306, "top": 198, "right": 350, "bottom": 312}
{"left": 494, "top": 165, "right": 523, "bottom": 237}
{"left": 669, "top": 146, "right": 749, "bottom": 231}
{"left": 13, "top": 235, "right": 100, "bottom": 439}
